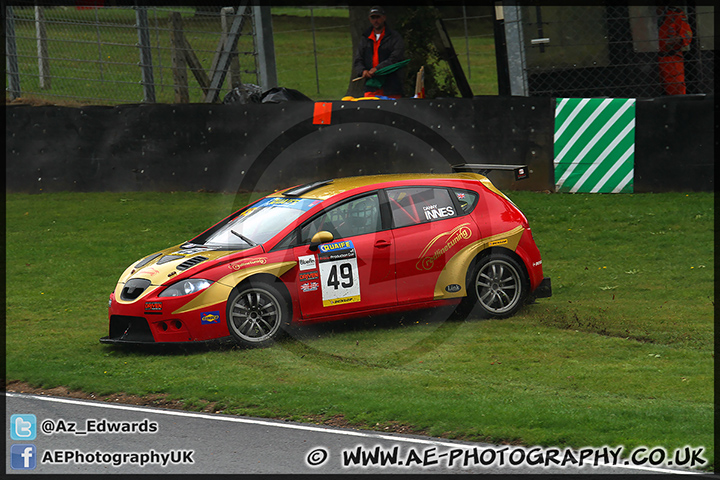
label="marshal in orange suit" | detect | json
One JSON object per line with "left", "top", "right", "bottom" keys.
{"left": 656, "top": 5, "right": 693, "bottom": 95}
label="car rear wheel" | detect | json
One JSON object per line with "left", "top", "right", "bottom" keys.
{"left": 466, "top": 252, "right": 529, "bottom": 319}
{"left": 226, "top": 281, "right": 289, "bottom": 347}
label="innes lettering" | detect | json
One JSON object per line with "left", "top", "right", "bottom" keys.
{"left": 424, "top": 205, "right": 455, "bottom": 221}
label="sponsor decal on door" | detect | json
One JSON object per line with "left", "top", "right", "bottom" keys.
{"left": 318, "top": 240, "right": 361, "bottom": 307}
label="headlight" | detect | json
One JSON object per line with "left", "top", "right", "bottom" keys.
{"left": 159, "top": 279, "right": 213, "bottom": 297}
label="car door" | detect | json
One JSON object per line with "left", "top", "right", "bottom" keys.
{"left": 386, "top": 186, "right": 480, "bottom": 304}
{"left": 291, "top": 192, "right": 396, "bottom": 319}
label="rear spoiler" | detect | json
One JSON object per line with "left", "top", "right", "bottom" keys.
{"left": 452, "top": 163, "right": 529, "bottom": 181}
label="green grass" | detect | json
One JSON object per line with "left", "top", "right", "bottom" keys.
{"left": 5, "top": 191, "right": 714, "bottom": 470}
{"left": 8, "top": 7, "right": 498, "bottom": 104}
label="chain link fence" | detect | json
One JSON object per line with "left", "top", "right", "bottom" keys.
{"left": 509, "top": 4, "right": 714, "bottom": 97}
{"left": 5, "top": 5, "right": 261, "bottom": 105}
{"left": 436, "top": 8, "right": 497, "bottom": 96}
{"left": 5, "top": 4, "right": 714, "bottom": 104}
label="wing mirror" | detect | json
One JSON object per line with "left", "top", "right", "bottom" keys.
{"left": 309, "top": 231, "right": 334, "bottom": 251}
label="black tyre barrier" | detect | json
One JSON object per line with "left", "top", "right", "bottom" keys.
{"left": 5, "top": 95, "right": 712, "bottom": 195}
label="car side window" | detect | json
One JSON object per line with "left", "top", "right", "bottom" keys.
{"left": 300, "top": 193, "right": 381, "bottom": 243}
{"left": 452, "top": 188, "right": 479, "bottom": 213}
{"left": 387, "top": 187, "right": 458, "bottom": 228}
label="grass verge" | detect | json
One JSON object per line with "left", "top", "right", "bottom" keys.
{"left": 5, "top": 190, "right": 714, "bottom": 470}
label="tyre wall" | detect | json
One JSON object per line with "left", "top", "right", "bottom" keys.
{"left": 5, "top": 94, "right": 713, "bottom": 194}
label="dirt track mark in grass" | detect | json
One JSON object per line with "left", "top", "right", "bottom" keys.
{"left": 535, "top": 307, "right": 657, "bottom": 344}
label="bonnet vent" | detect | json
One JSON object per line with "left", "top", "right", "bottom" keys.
{"left": 176, "top": 256, "right": 209, "bottom": 271}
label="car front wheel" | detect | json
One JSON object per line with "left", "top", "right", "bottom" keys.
{"left": 468, "top": 253, "right": 528, "bottom": 318}
{"left": 226, "top": 281, "right": 289, "bottom": 347}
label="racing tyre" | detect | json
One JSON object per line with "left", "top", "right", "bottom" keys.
{"left": 226, "top": 281, "right": 290, "bottom": 348}
{"left": 465, "top": 252, "right": 529, "bottom": 319}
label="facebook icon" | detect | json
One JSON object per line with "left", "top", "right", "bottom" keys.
{"left": 11, "top": 444, "right": 37, "bottom": 470}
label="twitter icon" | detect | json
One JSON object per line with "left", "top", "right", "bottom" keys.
{"left": 11, "top": 414, "right": 37, "bottom": 440}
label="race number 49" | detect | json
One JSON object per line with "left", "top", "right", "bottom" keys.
{"left": 318, "top": 241, "right": 361, "bottom": 307}
{"left": 327, "top": 263, "right": 354, "bottom": 289}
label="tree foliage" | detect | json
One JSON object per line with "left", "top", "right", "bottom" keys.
{"left": 392, "top": 6, "right": 458, "bottom": 98}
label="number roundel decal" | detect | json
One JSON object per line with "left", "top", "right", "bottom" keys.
{"left": 317, "top": 240, "right": 361, "bottom": 307}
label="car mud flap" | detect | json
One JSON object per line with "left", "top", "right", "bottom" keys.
{"left": 531, "top": 277, "right": 552, "bottom": 300}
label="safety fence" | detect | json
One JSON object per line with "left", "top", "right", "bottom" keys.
{"left": 4, "top": 5, "right": 496, "bottom": 105}
{"left": 508, "top": 4, "right": 714, "bottom": 97}
{"left": 5, "top": 5, "right": 715, "bottom": 104}
{"left": 5, "top": 5, "right": 261, "bottom": 105}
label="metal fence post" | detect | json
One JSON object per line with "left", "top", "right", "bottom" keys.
{"left": 310, "top": 7, "right": 320, "bottom": 94}
{"left": 35, "top": 6, "right": 51, "bottom": 89}
{"left": 462, "top": 5, "right": 471, "bottom": 80}
{"left": 204, "top": 3, "right": 250, "bottom": 103}
{"left": 502, "top": 1, "right": 529, "bottom": 96}
{"left": 169, "top": 11, "right": 189, "bottom": 103}
{"left": 135, "top": 6, "right": 156, "bottom": 103}
{"left": 94, "top": 6, "right": 105, "bottom": 82}
{"left": 221, "top": 7, "right": 242, "bottom": 89}
{"left": 253, "top": 5, "right": 278, "bottom": 90}
{"left": 5, "top": 6, "right": 22, "bottom": 100}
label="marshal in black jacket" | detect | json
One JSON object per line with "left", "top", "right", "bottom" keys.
{"left": 352, "top": 26, "right": 406, "bottom": 96}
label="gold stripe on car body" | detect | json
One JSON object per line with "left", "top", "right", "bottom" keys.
{"left": 432, "top": 225, "right": 525, "bottom": 300}
{"left": 170, "top": 261, "right": 297, "bottom": 315}
{"left": 273, "top": 172, "right": 494, "bottom": 200}
{"left": 113, "top": 247, "right": 252, "bottom": 305}
{"left": 416, "top": 223, "right": 473, "bottom": 271}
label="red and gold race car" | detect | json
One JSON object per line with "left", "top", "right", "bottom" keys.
{"left": 101, "top": 166, "right": 551, "bottom": 347}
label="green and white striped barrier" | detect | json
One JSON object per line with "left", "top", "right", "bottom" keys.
{"left": 554, "top": 98, "right": 636, "bottom": 193}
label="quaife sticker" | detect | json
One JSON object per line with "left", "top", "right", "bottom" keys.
{"left": 318, "top": 240, "right": 361, "bottom": 307}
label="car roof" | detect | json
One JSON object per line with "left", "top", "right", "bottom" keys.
{"left": 271, "top": 172, "right": 502, "bottom": 201}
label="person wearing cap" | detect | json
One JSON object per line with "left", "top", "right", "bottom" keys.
{"left": 352, "top": 6, "right": 406, "bottom": 98}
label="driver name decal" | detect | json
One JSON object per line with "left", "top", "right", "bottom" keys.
{"left": 318, "top": 240, "right": 361, "bottom": 307}
{"left": 422, "top": 204, "right": 455, "bottom": 221}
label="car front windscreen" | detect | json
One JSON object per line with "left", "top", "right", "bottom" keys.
{"left": 201, "top": 197, "right": 321, "bottom": 248}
